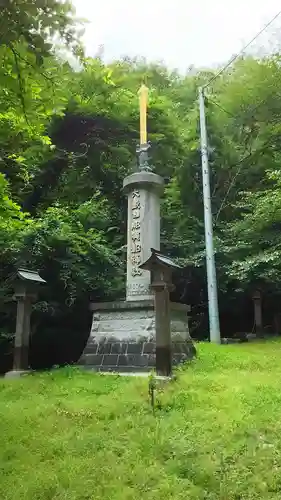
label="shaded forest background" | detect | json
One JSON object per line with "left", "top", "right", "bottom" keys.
{"left": 1, "top": 0, "right": 281, "bottom": 372}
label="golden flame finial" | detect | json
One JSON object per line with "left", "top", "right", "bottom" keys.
{"left": 138, "top": 84, "right": 149, "bottom": 144}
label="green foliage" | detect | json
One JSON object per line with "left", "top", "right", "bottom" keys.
{"left": 225, "top": 170, "right": 281, "bottom": 284}
{"left": 2, "top": 342, "right": 281, "bottom": 498}
{"left": 24, "top": 200, "right": 123, "bottom": 309}
{"left": 0, "top": 0, "right": 83, "bottom": 57}
{"left": 0, "top": 172, "right": 31, "bottom": 256}
{"left": 2, "top": 0, "right": 281, "bottom": 349}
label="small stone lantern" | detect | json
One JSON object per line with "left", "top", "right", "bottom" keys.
{"left": 5, "top": 268, "right": 46, "bottom": 378}
{"left": 139, "top": 248, "right": 181, "bottom": 376}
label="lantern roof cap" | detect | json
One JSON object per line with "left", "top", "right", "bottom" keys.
{"left": 15, "top": 268, "right": 46, "bottom": 284}
{"left": 139, "top": 248, "right": 181, "bottom": 271}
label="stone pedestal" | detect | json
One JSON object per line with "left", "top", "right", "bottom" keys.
{"left": 5, "top": 370, "right": 31, "bottom": 379}
{"left": 78, "top": 300, "right": 195, "bottom": 372}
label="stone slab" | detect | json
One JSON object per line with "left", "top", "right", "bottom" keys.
{"left": 90, "top": 300, "right": 190, "bottom": 312}
{"left": 5, "top": 370, "right": 31, "bottom": 379}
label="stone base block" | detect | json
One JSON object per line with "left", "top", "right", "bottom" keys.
{"left": 5, "top": 370, "right": 31, "bottom": 379}
{"left": 78, "top": 300, "right": 196, "bottom": 372}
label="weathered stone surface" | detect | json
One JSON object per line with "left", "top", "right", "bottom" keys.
{"left": 118, "top": 354, "right": 148, "bottom": 367}
{"left": 111, "top": 343, "right": 126, "bottom": 354}
{"left": 83, "top": 354, "right": 103, "bottom": 366}
{"left": 123, "top": 172, "right": 164, "bottom": 302}
{"left": 127, "top": 343, "right": 143, "bottom": 354}
{"left": 100, "top": 365, "right": 149, "bottom": 373}
{"left": 83, "top": 343, "right": 98, "bottom": 355}
{"left": 78, "top": 300, "right": 195, "bottom": 372}
{"left": 143, "top": 342, "right": 155, "bottom": 354}
{"left": 90, "top": 300, "right": 154, "bottom": 311}
{"left": 80, "top": 340, "right": 195, "bottom": 372}
{"left": 97, "top": 343, "right": 111, "bottom": 354}
{"left": 147, "top": 353, "right": 156, "bottom": 367}
{"left": 103, "top": 354, "right": 119, "bottom": 366}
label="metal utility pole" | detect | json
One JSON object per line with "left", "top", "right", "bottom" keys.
{"left": 198, "top": 87, "right": 221, "bottom": 343}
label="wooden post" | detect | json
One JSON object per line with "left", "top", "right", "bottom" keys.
{"left": 154, "top": 284, "right": 172, "bottom": 377}
{"left": 139, "top": 249, "right": 181, "bottom": 377}
{"left": 13, "top": 297, "right": 32, "bottom": 371}
{"left": 253, "top": 290, "right": 263, "bottom": 336}
{"left": 5, "top": 268, "right": 46, "bottom": 378}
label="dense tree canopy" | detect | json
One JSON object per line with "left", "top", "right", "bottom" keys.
{"left": 1, "top": 0, "right": 281, "bottom": 369}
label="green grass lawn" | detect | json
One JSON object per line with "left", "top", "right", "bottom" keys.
{"left": 1, "top": 341, "right": 281, "bottom": 499}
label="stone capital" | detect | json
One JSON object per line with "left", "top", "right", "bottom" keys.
{"left": 123, "top": 171, "right": 164, "bottom": 196}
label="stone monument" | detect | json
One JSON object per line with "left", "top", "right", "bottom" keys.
{"left": 79, "top": 85, "right": 195, "bottom": 372}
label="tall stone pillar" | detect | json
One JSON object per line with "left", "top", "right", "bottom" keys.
{"left": 123, "top": 171, "right": 164, "bottom": 301}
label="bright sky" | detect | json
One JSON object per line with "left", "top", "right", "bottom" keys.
{"left": 73, "top": 0, "right": 281, "bottom": 72}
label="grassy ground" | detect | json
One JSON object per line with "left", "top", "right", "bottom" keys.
{"left": 1, "top": 341, "right": 281, "bottom": 499}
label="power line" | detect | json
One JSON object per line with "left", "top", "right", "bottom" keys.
{"left": 205, "top": 91, "right": 279, "bottom": 214}
{"left": 214, "top": 136, "right": 274, "bottom": 224}
{"left": 207, "top": 85, "right": 281, "bottom": 122}
{"left": 214, "top": 156, "right": 248, "bottom": 224}
{"left": 203, "top": 9, "right": 281, "bottom": 89}
{"left": 199, "top": 13, "right": 281, "bottom": 226}
{"left": 206, "top": 97, "right": 236, "bottom": 118}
